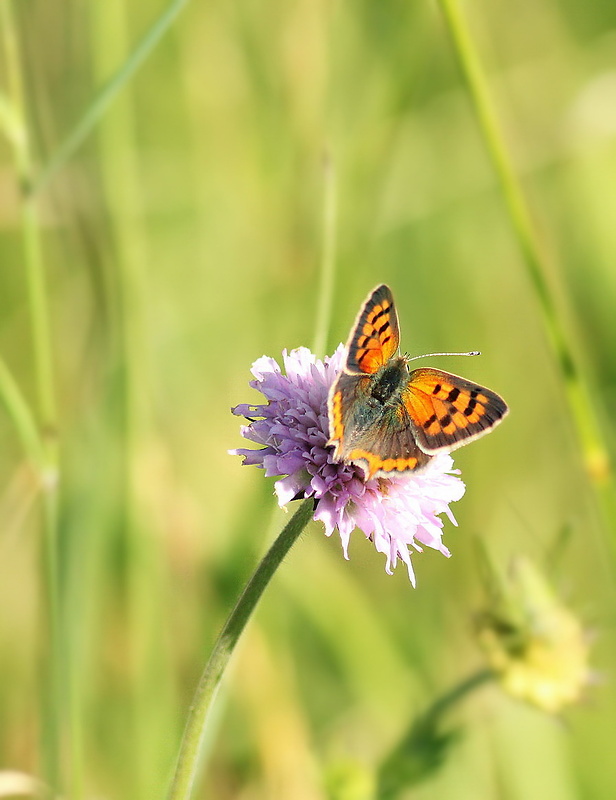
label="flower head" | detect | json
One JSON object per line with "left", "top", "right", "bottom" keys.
{"left": 230, "top": 346, "right": 465, "bottom": 585}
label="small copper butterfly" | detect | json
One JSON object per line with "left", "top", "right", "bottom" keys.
{"left": 328, "top": 284, "right": 509, "bottom": 480}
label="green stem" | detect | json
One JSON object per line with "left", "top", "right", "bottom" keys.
{"left": 416, "top": 668, "right": 494, "bottom": 726}
{"left": 23, "top": 197, "right": 57, "bottom": 432}
{"left": 1, "top": 1, "right": 61, "bottom": 789}
{"left": 312, "top": 152, "right": 337, "bottom": 357}
{"left": 167, "top": 497, "right": 314, "bottom": 800}
{"left": 437, "top": 0, "right": 616, "bottom": 572}
{"left": 436, "top": 0, "right": 611, "bottom": 488}
{"left": 377, "top": 669, "right": 495, "bottom": 798}
{"left": 89, "top": 1, "right": 169, "bottom": 794}
{"left": 0, "top": 4, "right": 57, "bottom": 455}
{"left": 0, "top": 356, "right": 46, "bottom": 470}
{"left": 30, "top": 0, "right": 191, "bottom": 198}
{"left": 41, "top": 476, "right": 61, "bottom": 791}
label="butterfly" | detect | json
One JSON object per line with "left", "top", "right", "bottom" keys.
{"left": 327, "top": 284, "right": 509, "bottom": 480}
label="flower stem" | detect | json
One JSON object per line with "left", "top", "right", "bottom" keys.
{"left": 436, "top": 0, "right": 616, "bottom": 551}
{"left": 167, "top": 497, "right": 314, "bottom": 800}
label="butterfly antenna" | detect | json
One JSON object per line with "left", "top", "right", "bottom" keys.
{"left": 405, "top": 350, "right": 481, "bottom": 363}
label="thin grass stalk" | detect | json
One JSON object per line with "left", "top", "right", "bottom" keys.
{"left": 30, "top": 0, "right": 191, "bottom": 198}
{"left": 0, "top": 356, "right": 46, "bottom": 470}
{"left": 312, "top": 152, "right": 338, "bottom": 357}
{"left": 436, "top": 0, "right": 616, "bottom": 537}
{"left": 1, "top": 0, "right": 62, "bottom": 789}
{"left": 23, "top": 195, "right": 62, "bottom": 793}
{"left": 90, "top": 2, "right": 175, "bottom": 793}
{"left": 167, "top": 497, "right": 314, "bottom": 800}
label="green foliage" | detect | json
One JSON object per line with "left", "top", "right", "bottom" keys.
{"left": 1, "top": 0, "right": 616, "bottom": 798}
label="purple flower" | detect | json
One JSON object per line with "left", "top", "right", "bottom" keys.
{"left": 230, "top": 346, "right": 466, "bottom": 585}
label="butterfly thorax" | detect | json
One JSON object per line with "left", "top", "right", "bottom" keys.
{"left": 369, "top": 357, "right": 408, "bottom": 405}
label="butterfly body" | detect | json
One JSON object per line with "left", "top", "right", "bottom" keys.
{"left": 369, "top": 357, "right": 409, "bottom": 403}
{"left": 328, "top": 285, "right": 508, "bottom": 480}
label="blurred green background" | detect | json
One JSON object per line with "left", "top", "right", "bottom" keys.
{"left": 2, "top": 0, "right": 616, "bottom": 798}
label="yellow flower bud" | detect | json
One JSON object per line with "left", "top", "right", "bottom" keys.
{"left": 477, "top": 557, "right": 591, "bottom": 713}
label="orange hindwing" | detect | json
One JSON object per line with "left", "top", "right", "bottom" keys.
{"left": 402, "top": 368, "right": 508, "bottom": 454}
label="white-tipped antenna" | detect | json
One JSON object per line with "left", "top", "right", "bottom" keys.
{"left": 406, "top": 350, "right": 481, "bottom": 363}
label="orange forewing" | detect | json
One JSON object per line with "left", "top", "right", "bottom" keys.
{"left": 343, "top": 284, "right": 399, "bottom": 375}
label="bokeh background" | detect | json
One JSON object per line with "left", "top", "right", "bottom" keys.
{"left": 2, "top": 0, "right": 616, "bottom": 798}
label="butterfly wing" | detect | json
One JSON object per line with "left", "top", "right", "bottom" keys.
{"left": 343, "top": 284, "right": 400, "bottom": 374}
{"left": 328, "top": 285, "right": 507, "bottom": 478}
{"left": 402, "top": 367, "right": 509, "bottom": 454}
{"left": 328, "top": 372, "right": 432, "bottom": 479}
